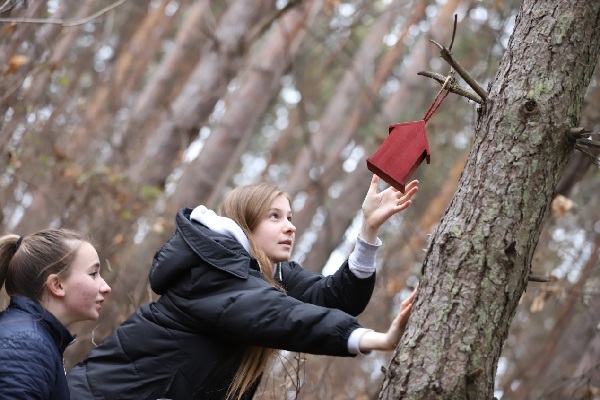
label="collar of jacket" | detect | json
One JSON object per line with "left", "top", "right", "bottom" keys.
{"left": 9, "top": 296, "right": 76, "bottom": 354}
{"left": 176, "top": 207, "right": 256, "bottom": 279}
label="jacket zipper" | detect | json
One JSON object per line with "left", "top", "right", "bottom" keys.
{"left": 277, "top": 262, "right": 282, "bottom": 281}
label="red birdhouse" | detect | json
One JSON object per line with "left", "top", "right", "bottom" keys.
{"left": 366, "top": 120, "right": 430, "bottom": 193}
{"left": 367, "top": 82, "right": 450, "bottom": 192}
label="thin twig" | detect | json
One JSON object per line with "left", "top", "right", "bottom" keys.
{"left": 0, "top": 61, "right": 44, "bottom": 105}
{"left": 430, "top": 39, "right": 489, "bottom": 103}
{"left": 246, "top": 0, "right": 303, "bottom": 43}
{"left": 0, "top": 0, "right": 128, "bottom": 27}
{"left": 449, "top": 14, "right": 457, "bottom": 52}
{"left": 418, "top": 70, "right": 483, "bottom": 104}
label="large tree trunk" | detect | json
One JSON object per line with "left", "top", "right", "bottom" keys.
{"left": 379, "top": 1, "right": 600, "bottom": 399}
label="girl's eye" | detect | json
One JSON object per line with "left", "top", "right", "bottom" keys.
{"left": 89, "top": 272, "right": 99, "bottom": 278}
{"left": 270, "top": 213, "right": 279, "bottom": 219}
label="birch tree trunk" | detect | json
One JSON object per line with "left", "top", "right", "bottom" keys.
{"left": 379, "top": 1, "right": 600, "bottom": 398}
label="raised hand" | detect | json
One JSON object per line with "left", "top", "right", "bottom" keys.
{"left": 360, "top": 174, "right": 419, "bottom": 243}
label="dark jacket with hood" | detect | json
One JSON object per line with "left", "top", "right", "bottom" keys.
{"left": 68, "top": 207, "right": 375, "bottom": 400}
{"left": 0, "top": 295, "right": 75, "bottom": 400}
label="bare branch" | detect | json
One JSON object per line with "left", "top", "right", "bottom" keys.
{"left": 528, "top": 274, "right": 551, "bottom": 283}
{"left": 575, "top": 144, "right": 600, "bottom": 167}
{"left": 568, "top": 127, "right": 600, "bottom": 164}
{"left": 568, "top": 126, "right": 592, "bottom": 138}
{"left": 430, "top": 39, "right": 489, "bottom": 103}
{"left": 576, "top": 138, "right": 600, "bottom": 149}
{"left": 418, "top": 70, "right": 483, "bottom": 104}
{"left": 0, "top": 0, "right": 128, "bottom": 27}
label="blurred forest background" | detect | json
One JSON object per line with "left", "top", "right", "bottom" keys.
{"left": 1, "top": 0, "right": 599, "bottom": 399}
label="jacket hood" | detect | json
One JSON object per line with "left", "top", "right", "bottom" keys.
{"left": 150, "top": 208, "right": 256, "bottom": 294}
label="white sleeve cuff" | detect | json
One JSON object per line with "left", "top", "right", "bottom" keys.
{"left": 348, "top": 235, "right": 382, "bottom": 279}
{"left": 348, "top": 328, "right": 374, "bottom": 355}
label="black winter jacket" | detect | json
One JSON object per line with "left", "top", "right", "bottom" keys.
{"left": 68, "top": 208, "right": 375, "bottom": 400}
{"left": 0, "top": 296, "right": 75, "bottom": 400}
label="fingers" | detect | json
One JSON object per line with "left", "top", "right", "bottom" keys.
{"left": 401, "top": 181, "right": 419, "bottom": 199}
{"left": 404, "top": 179, "right": 419, "bottom": 192}
{"left": 362, "top": 175, "right": 417, "bottom": 233}
{"left": 370, "top": 176, "right": 418, "bottom": 206}
{"left": 388, "top": 285, "right": 419, "bottom": 347}
{"left": 367, "top": 174, "right": 380, "bottom": 196}
{"left": 395, "top": 200, "right": 412, "bottom": 212}
{"left": 372, "top": 174, "right": 380, "bottom": 186}
{"left": 390, "top": 302, "right": 412, "bottom": 337}
{"left": 403, "top": 285, "right": 418, "bottom": 304}
{"left": 398, "top": 302, "right": 412, "bottom": 319}
{"left": 398, "top": 286, "right": 418, "bottom": 317}
{"left": 393, "top": 181, "right": 418, "bottom": 210}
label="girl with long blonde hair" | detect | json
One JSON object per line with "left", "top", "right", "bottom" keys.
{"left": 69, "top": 175, "right": 418, "bottom": 400}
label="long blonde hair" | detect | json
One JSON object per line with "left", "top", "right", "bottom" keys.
{"left": 219, "top": 181, "right": 290, "bottom": 400}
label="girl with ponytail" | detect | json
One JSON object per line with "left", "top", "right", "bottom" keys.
{"left": 0, "top": 229, "right": 111, "bottom": 400}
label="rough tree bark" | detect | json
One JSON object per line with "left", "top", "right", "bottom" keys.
{"left": 379, "top": 1, "right": 600, "bottom": 399}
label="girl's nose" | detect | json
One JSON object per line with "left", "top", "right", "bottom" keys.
{"left": 286, "top": 220, "right": 296, "bottom": 232}
{"left": 101, "top": 279, "right": 112, "bottom": 294}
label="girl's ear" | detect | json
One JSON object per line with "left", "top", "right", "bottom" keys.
{"left": 46, "top": 274, "right": 66, "bottom": 298}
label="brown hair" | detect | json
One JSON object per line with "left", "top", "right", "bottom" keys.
{"left": 0, "top": 229, "right": 90, "bottom": 302}
{"left": 219, "top": 181, "right": 290, "bottom": 400}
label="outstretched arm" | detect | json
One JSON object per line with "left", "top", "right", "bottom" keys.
{"left": 360, "top": 174, "right": 419, "bottom": 244}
